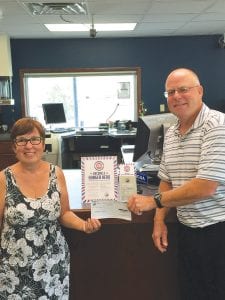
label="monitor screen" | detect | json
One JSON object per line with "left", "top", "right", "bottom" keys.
{"left": 42, "top": 103, "right": 66, "bottom": 124}
{"left": 133, "top": 113, "right": 177, "bottom": 165}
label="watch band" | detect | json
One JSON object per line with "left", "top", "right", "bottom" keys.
{"left": 153, "top": 192, "right": 163, "bottom": 208}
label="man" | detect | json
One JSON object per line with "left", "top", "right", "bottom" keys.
{"left": 128, "top": 68, "right": 225, "bottom": 299}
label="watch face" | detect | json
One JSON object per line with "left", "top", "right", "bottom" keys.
{"left": 154, "top": 193, "right": 162, "bottom": 208}
{"left": 154, "top": 193, "right": 160, "bottom": 200}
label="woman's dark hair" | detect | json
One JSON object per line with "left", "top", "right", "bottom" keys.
{"left": 10, "top": 117, "right": 45, "bottom": 142}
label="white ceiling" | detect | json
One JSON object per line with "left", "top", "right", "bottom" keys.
{"left": 0, "top": 0, "right": 225, "bottom": 39}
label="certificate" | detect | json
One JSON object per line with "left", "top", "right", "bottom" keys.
{"left": 118, "top": 163, "right": 137, "bottom": 201}
{"left": 81, "top": 156, "right": 118, "bottom": 203}
{"left": 119, "top": 175, "right": 137, "bottom": 202}
{"left": 119, "top": 163, "right": 135, "bottom": 176}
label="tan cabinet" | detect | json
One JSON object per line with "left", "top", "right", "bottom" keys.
{"left": 0, "top": 141, "right": 17, "bottom": 170}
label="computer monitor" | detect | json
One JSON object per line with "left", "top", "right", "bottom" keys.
{"left": 42, "top": 103, "right": 66, "bottom": 124}
{"left": 133, "top": 113, "right": 177, "bottom": 165}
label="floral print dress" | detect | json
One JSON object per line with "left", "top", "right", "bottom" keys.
{"left": 0, "top": 165, "right": 70, "bottom": 300}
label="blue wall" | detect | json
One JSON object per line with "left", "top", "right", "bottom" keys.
{"left": 8, "top": 34, "right": 225, "bottom": 125}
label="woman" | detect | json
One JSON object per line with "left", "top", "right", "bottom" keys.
{"left": 0, "top": 117, "right": 101, "bottom": 299}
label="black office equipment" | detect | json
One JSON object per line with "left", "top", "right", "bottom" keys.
{"left": 42, "top": 103, "right": 66, "bottom": 124}
{"left": 133, "top": 113, "right": 177, "bottom": 165}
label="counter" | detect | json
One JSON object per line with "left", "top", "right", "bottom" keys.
{"left": 63, "top": 169, "right": 180, "bottom": 300}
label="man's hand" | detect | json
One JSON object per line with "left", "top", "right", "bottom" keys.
{"left": 127, "top": 194, "right": 156, "bottom": 215}
{"left": 152, "top": 219, "right": 168, "bottom": 253}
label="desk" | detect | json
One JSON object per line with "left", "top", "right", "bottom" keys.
{"left": 63, "top": 169, "right": 180, "bottom": 300}
{"left": 61, "top": 131, "right": 136, "bottom": 169}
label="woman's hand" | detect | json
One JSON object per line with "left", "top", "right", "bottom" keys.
{"left": 83, "top": 218, "right": 101, "bottom": 234}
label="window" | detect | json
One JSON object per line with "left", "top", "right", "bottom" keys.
{"left": 20, "top": 68, "right": 141, "bottom": 129}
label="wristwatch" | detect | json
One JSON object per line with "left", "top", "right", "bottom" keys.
{"left": 153, "top": 192, "right": 163, "bottom": 208}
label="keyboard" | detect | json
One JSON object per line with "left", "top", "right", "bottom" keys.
{"left": 112, "top": 131, "right": 136, "bottom": 136}
{"left": 50, "top": 128, "right": 75, "bottom": 133}
{"left": 76, "top": 130, "right": 105, "bottom": 135}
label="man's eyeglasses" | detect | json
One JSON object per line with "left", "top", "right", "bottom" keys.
{"left": 164, "top": 85, "right": 199, "bottom": 98}
{"left": 14, "top": 136, "right": 43, "bottom": 146}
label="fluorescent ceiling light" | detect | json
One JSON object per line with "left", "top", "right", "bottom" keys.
{"left": 45, "top": 23, "right": 136, "bottom": 32}
{"left": 45, "top": 24, "right": 88, "bottom": 31}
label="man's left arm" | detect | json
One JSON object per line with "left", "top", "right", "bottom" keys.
{"left": 128, "top": 178, "right": 218, "bottom": 212}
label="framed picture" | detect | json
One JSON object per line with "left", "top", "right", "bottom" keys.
{"left": 117, "top": 82, "right": 130, "bottom": 99}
